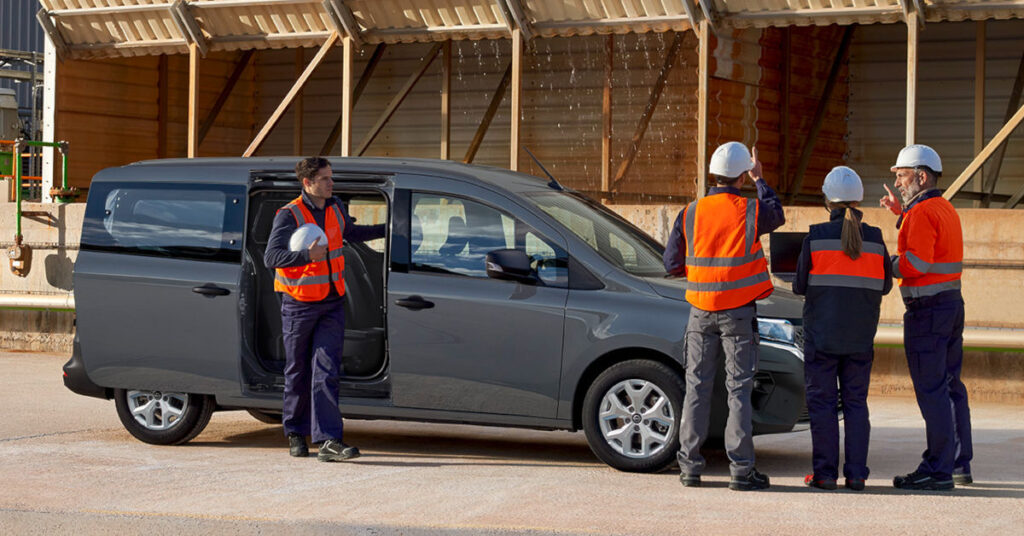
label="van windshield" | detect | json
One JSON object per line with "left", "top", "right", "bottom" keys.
{"left": 526, "top": 191, "right": 667, "bottom": 277}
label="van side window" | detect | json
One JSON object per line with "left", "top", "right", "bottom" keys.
{"left": 82, "top": 182, "right": 244, "bottom": 263}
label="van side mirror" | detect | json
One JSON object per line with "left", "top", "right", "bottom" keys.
{"left": 485, "top": 249, "right": 535, "bottom": 283}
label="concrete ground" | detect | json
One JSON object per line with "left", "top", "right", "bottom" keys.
{"left": 1, "top": 351, "right": 1022, "bottom": 536}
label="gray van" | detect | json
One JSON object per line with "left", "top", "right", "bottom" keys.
{"left": 64, "top": 157, "right": 806, "bottom": 472}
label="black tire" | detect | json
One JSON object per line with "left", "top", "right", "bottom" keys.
{"left": 582, "top": 359, "right": 685, "bottom": 473}
{"left": 246, "top": 408, "right": 283, "bottom": 425}
{"left": 114, "top": 388, "right": 214, "bottom": 445}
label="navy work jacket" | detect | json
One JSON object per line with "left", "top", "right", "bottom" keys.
{"left": 793, "top": 208, "right": 894, "bottom": 354}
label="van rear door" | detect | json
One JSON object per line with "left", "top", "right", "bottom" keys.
{"left": 74, "top": 180, "right": 246, "bottom": 397}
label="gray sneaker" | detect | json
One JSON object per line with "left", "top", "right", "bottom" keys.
{"left": 318, "top": 439, "right": 361, "bottom": 462}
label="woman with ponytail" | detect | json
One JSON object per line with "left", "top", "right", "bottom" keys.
{"left": 793, "top": 166, "right": 893, "bottom": 491}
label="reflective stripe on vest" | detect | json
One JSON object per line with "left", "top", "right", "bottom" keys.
{"left": 900, "top": 279, "right": 961, "bottom": 299}
{"left": 807, "top": 239, "right": 887, "bottom": 291}
{"left": 273, "top": 198, "right": 346, "bottom": 302}
{"left": 683, "top": 194, "right": 773, "bottom": 311}
{"left": 895, "top": 196, "right": 963, "bottom": 299}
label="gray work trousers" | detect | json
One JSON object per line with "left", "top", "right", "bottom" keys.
{"left": 677, "top": 304, "right": 758, "bottom": 477}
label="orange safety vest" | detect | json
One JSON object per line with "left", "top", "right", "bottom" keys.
{"left": 274, "top": 197, "right": 346, "bottom": 302}
{"left": 894, "top": 193, "right": 963, "bottom": 299}
{"left": 683, "top": 193, "right": 773, "bottom": 311}
{"left": 808, "top": 238, "right": 887, "bottom": 291}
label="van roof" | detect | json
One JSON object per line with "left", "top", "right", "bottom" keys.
{"left": 93, "top": 156, "right": 560, "bottom": 194}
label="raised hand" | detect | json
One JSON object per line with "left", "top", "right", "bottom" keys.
{"left": 747, "top": 146, "right": 763, "bottom": 183}
{"left": 880, "top": 184, "right": 902, "bottom": 215}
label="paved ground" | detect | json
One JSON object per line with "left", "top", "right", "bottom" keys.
{"left": 1, "top": 351, "right": 1022, "bottom": 535}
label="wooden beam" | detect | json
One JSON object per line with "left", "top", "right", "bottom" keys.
{"left": 610, "top": 32, "right": 685, "bottom": 193}
{"left": 323, "top": 0, "right": 363, "bottom": 47}
{"left": 973, "top": 21, "right": 985, "bottom": 206}
{"left": 198, "top": 49, "right": 254, "bottom": 147}
{"left": 984, "top": 49, "right": 1024, "bottom": 205}
{"left": 293, "top": 48, "right": 304, "bottom": 155}
{"left": 244, "top": 32, "right": 340, "bottom": 157}
{"left": 463, "top": 62, "right": 513, "bottom": 164}
{"left": 157, "top": 54, "right": 168, "bottom": 158}
{"left": 780, "top": 27, "right": 791, "bottom": 193}
{"left": 35, "top": 9, "right": 69, "bottom": 60}
{"left": 510, "top": 28, "right": 523, "bottom": 171}
{"left": 500, "top": 0, "right": 534, "bottom": 41}
{"left": 786, "top": 25, "right": 854, "bottom": 204}
{"left": 170, "top": 0, "right": 208, "bottom": 57}
{"left": 340, "top": 36, "right": 354, "bottom": 157}
{"left": 320, "top": 42, "right": 386, "bottom": 156}
{"left": 696, "top": 21, "right": 709, "bottom": 198}
{"left": 944, "top": 103, "right": 1024, "bottom": 201}
{"left": 697, "top": 0, "right": 719, "bottom": 35}
{"left": 356, "top": 42, "right": 442, "bottom": 156}
{"left": 681, "top": 0, "right": 703, "bottom": 28}
{"left": 441, "top": 40, "right": 451, "bottom": 160}
{"left": 188, "top": 42, "right": 199, "bottom": 158}
{"left": 906, "top": 11, "right": 918, "bottom": 145}
{"left": 601, "top": 34, "right": 613, "bottom": 195}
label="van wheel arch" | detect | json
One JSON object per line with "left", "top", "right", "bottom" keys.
{"left": 572, "top": 348, "right": 684, "bottom": 431}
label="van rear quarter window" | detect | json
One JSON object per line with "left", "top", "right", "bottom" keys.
{"left": 82, "top": 182, "right": 245, "bottom": 263}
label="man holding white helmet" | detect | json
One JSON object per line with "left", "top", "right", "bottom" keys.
{"left": 880, "top": 144, "right": 972, "bottom": 490}
{"left": 664, "top": 142, "right": 785, "bottom": 490}
{"left": 794, "top": 166, "right": 892, "bottom": 491}
{"left": 264, "top": 157, "right": 385, "bottom": 462}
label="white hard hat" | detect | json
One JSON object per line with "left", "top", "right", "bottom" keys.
{"left": 822, "top": 166, "right": 864, "bottom": 202}
{"left": 289, "top": 223, "right": 328, "bottom": 252}
{"left": 709, "top": 142, "right": 753, "bottom": 178}
{"left": 891, "top": 144, "right": 942, "bottom": 173}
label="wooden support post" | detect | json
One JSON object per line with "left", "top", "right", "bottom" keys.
{"left": 321, "top": 43, "right": 386, "bottom": 156}
{"left": 984, "top": 50, "right": 1024, "bottom": 204}
{"left": 294, "top": 48, "right": 305, "bottom": 154}
{"left": 188, "top": 42, "right": 199, "bottom": 158}
{"left": 157, "top": 54, "right": 168, "bottom": 158}
{"left": 244, "top": 32, "right": 340, "bottom": 157}
{"left": 198, "top": 49, "right": 254, "bottom": 148}
{"left": 973, "top": 21, "right": 985, "bottom": 206}
{"left": 696, "top": 21, "right": 709, "bottom": 199}
{"left": 463, "top": 62, "right": 513, "bottom": 164}
{"left": 610, "top": 32, "right": 685, "bottom": 193}
{"left": 441, "top": 40, "right": 451, "bottom": 160}
{"left": 356, "top": 43, "right": 442, "bottom": 156}
{"left": 510, "top": 28, "right": 523, "bottom": 171}
{"left": 340, "top": 36, "right": 354, "bottom": 157}
{"left": 944, "top": 103, "right": 1024, "bottom": 201}
{"left": 906, "top": 11, "right": 918, "bottom": 145}
{"left": 780, "top": 27, "right": 791, "bottom": 192}
{"left": 601, "top": 34, "right": 613, "bottom": 196}
{"left": 786, "top": 25, "right": 854, "bottom": 205}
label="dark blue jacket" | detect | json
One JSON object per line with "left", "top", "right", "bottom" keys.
{"left": 264, "top": 191, "right": 386, "bottom": 304}
{"left": 793, "top": 208, "right": 893, "bottom": 354}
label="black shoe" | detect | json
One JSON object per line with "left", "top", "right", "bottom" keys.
{"left": 893, "top": 471, "right": 954, "bottom": 490}
{"left": 804, "top": 474, "right": 837, "bottom": 490}
{"left": 952, "top": 469, "right": 973, "bottom": 485}
{"left": 318, "top": 439, "right": 361, "bottom": 462}
{"left": 288, "top": 433, "right": 308, "bottom": 458}
{"left": 680, "top": 474, "right": 701, "bottom": 487}
{"left": 845, "top": 478, "right": 866, "bottom": 491}
{"left": 730, "top": 468, "right": 770, "bottom": 491}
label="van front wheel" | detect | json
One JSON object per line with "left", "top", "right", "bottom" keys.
{"left": 114, "top": 388, "right": 214, "bottom": 445}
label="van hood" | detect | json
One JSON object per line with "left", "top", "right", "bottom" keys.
{"left": 642, "top": 276, "right": 804, "bottom": 322}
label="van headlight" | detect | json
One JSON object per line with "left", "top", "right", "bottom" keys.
{"left": 758, "top": 318, "right": 796, "bottom": 345}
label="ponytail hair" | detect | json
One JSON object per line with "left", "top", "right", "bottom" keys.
{"left": 827, "top": 201, "right": 863, "bottom": 259}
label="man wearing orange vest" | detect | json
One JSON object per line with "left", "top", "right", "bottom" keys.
{"left": 264, "top": 157, "right": 385, "bottom": 462}
{"left": 664, "top": 142, "right": 785, "bottom": 491}
{"left": 880, "top": 145, "right": 972, "bottom": 490}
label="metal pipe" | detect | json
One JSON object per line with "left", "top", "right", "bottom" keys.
{"left": 875, "top": 326, "right": 1024, "bottom": 350}
{"left": 0, "top": 293, "right": 75, "bottom": 310}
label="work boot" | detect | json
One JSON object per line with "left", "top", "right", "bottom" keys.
{"left": 318, "top": 439, "right": 361, "bottom": 462}
{"left": 680, "top": 474, "right": 701, "bottom": 488}
{"left": 845, "top": 478, "right": 866, "bottom": 491}
{"left": 952, "top": 468, "right": 973, "bottom": 485}
{"left": 893, "top": 471, "right": 953, "bottom": 491}
{"left": 288, "top": 433, "right": 308, "bottom": 458}
{"left": 729, "top": 468, "right": 770, "bottom": 491}
{"left": 804, "top": 474, "right": 837, "bottom": 490}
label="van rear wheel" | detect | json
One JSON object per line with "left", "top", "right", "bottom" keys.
{"left": 582, "top": 360, "right": 684, "bottom": 473}
{"left": 114, "top": 388, "right": 214, "bottom": 445}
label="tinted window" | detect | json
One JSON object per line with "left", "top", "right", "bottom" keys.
{"left": 82, "top": 182, "right": 245, "bottom": 263}
{"left": 411, "top": 193, "right": 567, "bottom": 286}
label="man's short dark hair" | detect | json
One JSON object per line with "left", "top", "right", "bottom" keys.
{"left": 917, "top": 166, "right": 941, "bottom": 185}
{"left": 296, "top": 157, "right": 331, "bottom": 181}
{"left": 713, "top": 174, "right": 742, "bottom": 186}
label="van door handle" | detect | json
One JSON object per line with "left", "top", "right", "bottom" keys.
{"left": 192, "top": 285, "right": 231, "bottom": 297}
{"left": 395, "top": 295, "right": 434, "bottom": 310}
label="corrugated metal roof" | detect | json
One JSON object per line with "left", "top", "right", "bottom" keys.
{"left": 38, "top": 1, "right": 1024, "bottom": 59}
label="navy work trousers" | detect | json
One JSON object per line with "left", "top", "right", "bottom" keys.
{"left": 803, "top": 344, "right": 873, "bottom": 481}
{"left": 904, "top": 291, "right": 972, "bottom": 480}
{"left": 281, "top": 298, "right": 346, "bottom": 444}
